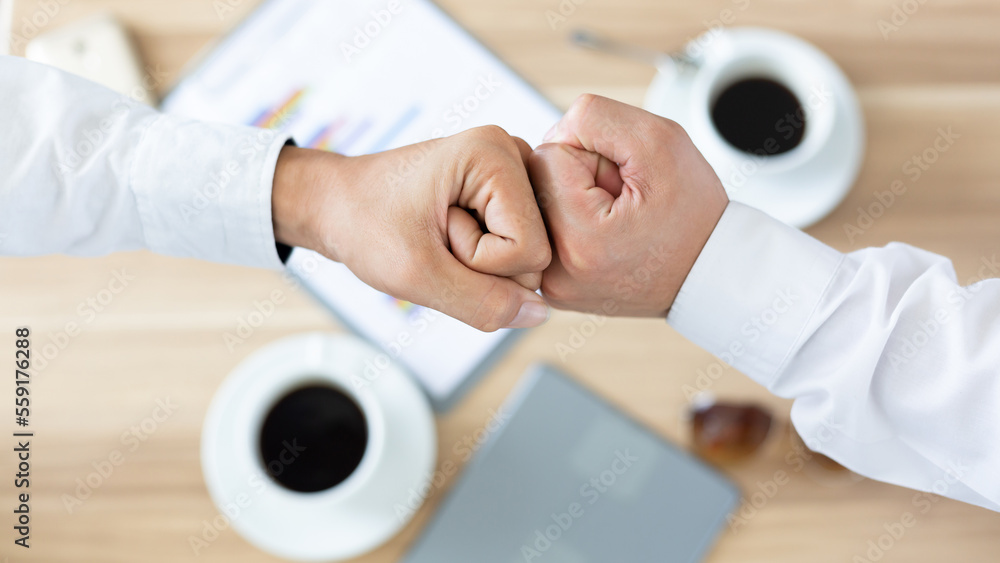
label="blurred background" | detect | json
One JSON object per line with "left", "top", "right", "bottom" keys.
{"left": 2, "top": 0, "right": 1000, "bottom": 561}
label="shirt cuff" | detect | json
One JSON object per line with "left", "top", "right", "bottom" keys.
{"left": 130, "top": 113, "right": 291, "bottom": 270}
{"left": 666, "top": 201, "right": 845, "bottom": 388}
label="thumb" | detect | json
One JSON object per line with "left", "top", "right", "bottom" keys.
{"left": 423, "top": 250, "right": 549, "bottom": 332}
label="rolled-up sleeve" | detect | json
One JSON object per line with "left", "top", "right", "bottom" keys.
{"left": 0, "top": 55, "right": 289, "bottom": 269}
{"left": 668, "top": 201, "right": 1000, "bottom": 512}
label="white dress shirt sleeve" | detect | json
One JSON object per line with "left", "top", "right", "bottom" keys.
{"left": 0, "top": 56, "right": 289, "bottom": 269}
{"left": 667, "top": 201, "right": 1000, "bottom": 512}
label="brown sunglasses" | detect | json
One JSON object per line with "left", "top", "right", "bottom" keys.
{"left": 688, "top": 397, "right": 845, "bottom": 471}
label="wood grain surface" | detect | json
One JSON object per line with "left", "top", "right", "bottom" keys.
{"left": 2, "top": 0, "right": 999, "bottom": 561}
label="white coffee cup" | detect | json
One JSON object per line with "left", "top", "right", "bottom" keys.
{"left": 201, "top": 332, "right": 436, "bottom": 561}
{"left": 645, "top": 27, "right": 865, "bottom": 228}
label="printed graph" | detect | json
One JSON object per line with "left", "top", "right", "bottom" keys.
{"left": 304, "top": 118, "right": 348, "bottom": 151}
{"left": 386, "top": 295, "right": 424, "bottom": 320}
{"left": 300, "top": 105, "right": 422, "bottom": 156}
{"left": 249, "top": 88, "right": 307, "bottom": 130}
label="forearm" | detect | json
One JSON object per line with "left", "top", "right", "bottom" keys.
{"left": 668, "top": 201, "right": 1000, "bottom": 511}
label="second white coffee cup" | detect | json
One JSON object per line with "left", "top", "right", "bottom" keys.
{"left": 201, "top": 332, "right": 437, "bottom": 561}
{"left": 645, "top": 27, "right": 866, "bottom": 228}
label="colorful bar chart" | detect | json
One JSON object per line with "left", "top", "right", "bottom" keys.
{"left": 304, "top": 118, "right": 347, "bottom": 151}
{"left": 249, "top": 88, "right": 307, "bottom": 130}
{"left": 267, "top": 96, "right": 422, "bottom": 157}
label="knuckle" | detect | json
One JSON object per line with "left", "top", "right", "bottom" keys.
{"left": 569, "top": 93, "right": 610, "bottom": 134}
{"left": 519, "top": 272, "right": 543, "bottom": 292}
{"left": 540, "top": 271, "right": 577, "bottom": 305}
{"left": 471, "top": 124, "right": 511, "bottom": 147}
{"left": 559, "top": 244, "right": 599, "bottom": 277}
{"left": 464, "top": 125, "right": 520, "bottom": 166}
{"left": 572, "top": 93, "right": 601, "bottom": 116}
{"left": 662, "top": 116, "right": 685, "bottom": 134}
{"left": 657, "top": 116, "right": 687, "bottom": 142}
{"left": 526, "top": 146, "right": 546, "bottom": 169}
{"left": 529, "top": 142, "right": 562, "bottom": 163}
{"left": 529, "top": 243, "right": 553, "bottom": 272}
{"left": 527, "top": 146, "right": 555, "bottom": 179}
{"left": 511, "top": 136, "right": 532, "bottom": 156}
{"left": 534, "top": 189, "right": 554, "bottom": 215}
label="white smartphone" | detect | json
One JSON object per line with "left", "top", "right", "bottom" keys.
{"left": 25, "top": 12, "right": 155, "bottom": 105}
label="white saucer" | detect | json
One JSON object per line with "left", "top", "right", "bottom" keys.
{"left": 644, "top": 28, "right": 866, "bottom": 228}
{"left": 201, "top": 332, "right": 437, "bottom": 561}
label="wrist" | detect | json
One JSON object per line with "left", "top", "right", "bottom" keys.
{"left": 272, "top": 146, "right": 352, "bottom": 256}
{"left": 661, "top": 196, "right": 729, "bottom": 317}
{"left": 272, "top": 146, "right": 314, "bottom": 249}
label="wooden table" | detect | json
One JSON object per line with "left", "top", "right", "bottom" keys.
{"left": 3, "top": 0, "right": 1000, "bottom": 561}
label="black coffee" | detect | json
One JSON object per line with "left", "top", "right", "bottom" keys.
{"left": 258, "top": 384, "right": 368, "bottom": 493}
{"left": 711, "top": 78, "right": 805, "bottom": 156}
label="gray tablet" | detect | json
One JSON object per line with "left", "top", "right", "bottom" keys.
{"left": 404, "top": 364, "right": 740, "bottom": 563}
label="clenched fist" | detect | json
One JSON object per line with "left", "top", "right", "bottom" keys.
{"left": 272, "top": 126, "right": 552, "bottom": 332}
{"left": 530, "top": 95, "right": 729, "bottom": 317}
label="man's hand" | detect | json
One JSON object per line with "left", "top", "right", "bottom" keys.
{"left": 529, "top": 95, "right": 729, "bottom": 317}
{"left": 271, "top": 126, "right": 551, "bottom": 332}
